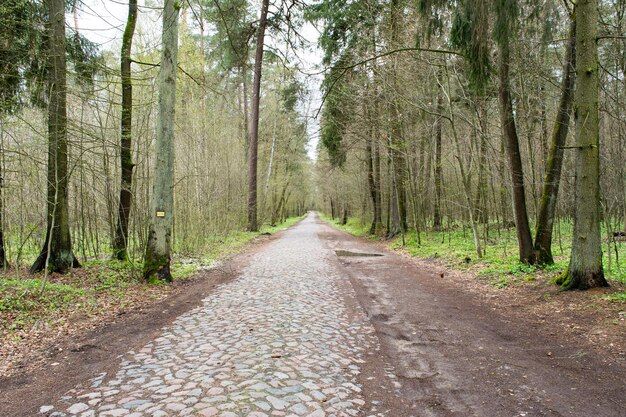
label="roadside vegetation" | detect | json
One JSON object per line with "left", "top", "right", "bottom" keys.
{"left": 0, "top": 215, "right": 303, "bottom": 374}
{"left": 323, "top": 215, "right": 626, "bottom": 297}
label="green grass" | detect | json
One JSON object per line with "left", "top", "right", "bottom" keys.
{"left": 604, "top": 292, "right": 626, "bottom": 303}
{"left": 319, "top": 213, "right": 372, "bottom": 237}
{"left": 325, "top": 215, "right": 626, "bottom": 286}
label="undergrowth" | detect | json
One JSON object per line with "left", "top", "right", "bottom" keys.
{"left": 323, "top": 215, "right": 626, "bottom": 288}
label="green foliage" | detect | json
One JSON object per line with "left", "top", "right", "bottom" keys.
{"left": 493, "top": 0, "right": 519, "bottom": 42}
{"left": 416, "top": 0, "right": 450, "bottom": 37}
{"left": 202, "top": 0, "right": 254, "bottom": 71}
{"left": 0, "top": 279, "right": 84, "bottom": 312}
{"left": 0, "top": 278, "right": 83, "bottom": 331}
{"left": 67, "top": 29, "right": 103, "bottom": 87}
{"left": 449, "top": 0, "right": 492, "bottom": 95}
{"left": 320, "top": 58, "right": 355, "bottom": 167}
{"left": 0, "top": 0, "right": 44, "bottom": 111}
{"left": 0, "top": 0, "right": 101, "bottom": 111}
{"left": 320, "top": 214, "right": 371, "bottom": 237}
{"left": 305, "top": 0, "right": 380, "bottom": 66}
{"left": 603, "top": 292, "right": 626, "bottom": 303}
{"left": 329, "top": 216, "right": 626, "bottom": 286}
{"left": 280, "top": 80, "right": 303, "bottom": 113}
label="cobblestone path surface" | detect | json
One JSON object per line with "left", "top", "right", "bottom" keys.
{"left": 40, "top": 215, "right": 384, "bottom": 417}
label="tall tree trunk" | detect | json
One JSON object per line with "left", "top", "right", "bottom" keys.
{"left": 113, "top": 0, "right": 138, "bottom": 261}
{"left": 560, "top": 0, "right": 607, "bottom": 290}
{"left": 433, "top": 94, "right": 443, "bottom": 229}
{"left": 499, "top": 137, "right": 509, "bottom": 224}
{"left": 474, "top": 98, "right": 488, "bottom": 224}
{"left": 143, "top": 0, "right": 179, "bottom": 282}
{"left": 498, "top": 34, "right": 534, "bottom": 263}
{"left": 442, "top": 67, "right": 483, "bottom": 259}
{"left": 31, "top": 0, "right": 79, "bottom": 273}
{"left": 389, "top": 0, "right": 407, "bottom": 234}
{"left": 241, "top": 66, "right": 250, "bottom": 151}
{"left": 247, "top": 0, "right": 270, "bottom": 232}
{"left": 533, "top": 18, "right": 576, "bottom": 265}
{"left": 373, "top": 135, "right": 382, "bottom": 230}
{"left": 0, "top": 121, "right": 5, "bottom": 268}
{"left": 366, "top": 130, "right": 378, "bottom": 234}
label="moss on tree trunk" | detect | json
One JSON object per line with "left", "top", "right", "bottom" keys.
{"left": 143, "top": 0, "right": 179, "bottom": 283}
{"left": 562, "top": 0, "right": 608, "bottom": 290}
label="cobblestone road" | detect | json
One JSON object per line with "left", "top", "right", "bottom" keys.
{"left": 40, "top": 215, "right": 384, "bottom": 417}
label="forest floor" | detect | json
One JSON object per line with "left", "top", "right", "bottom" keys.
{"left": 1, "top": 212, "right": 625, "bottom": 417}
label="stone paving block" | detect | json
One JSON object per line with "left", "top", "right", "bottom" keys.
{"left": 38, "top": 218, "right": 385, "bottom": 417}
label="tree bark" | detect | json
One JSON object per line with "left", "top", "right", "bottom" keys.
{"left": 389, "top": 0, "right": 407, "bottom": 234}
{"left": 0, "top": 121, "right": 5, "bottom": 268}
{"left": 366, "top": 131, "right": 378, "bottom": 234}
{"left": 442, "top": 66, "right": 483, "bottom": 259}
{"left": 533, "top": 18, "right": 576, "bottom": 265}
{"left": 247, "top": 0, "right": 270, "bottom": 232}
{"left": 143, "top": 0, "right": 179, "bottom": 282}
{"left": 31, "top": 0, "right": 79, "bottom": 273}
{"left": 433, "top": 94, "right": 443, "bottom": 229}
{"left": 498, "top": 34, "right": 534, "bottom": 263}
{"left": 474, "top": 98, "right": 488, "bottom": 224}
{"left": 561, "top": 0, "right": 607, "bottom": 290}
{"left": 113, "top": 0, "right": 138, "bottom": 261}
{"left": 373, "top": 134, "right": 382, "bottom": 230}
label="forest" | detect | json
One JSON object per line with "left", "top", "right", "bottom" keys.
{"left": 0, "top": 0, "right": 625, "bottom": 372}
{"left": 314, "top": 0, "right": 626, "bottom": 291}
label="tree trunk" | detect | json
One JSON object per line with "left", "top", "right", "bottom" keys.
{"left": 31, "top": 0, "right": 79, "bottom": 273}
{"left": 143, "top": 0, "right": 179, "bottom": 283}
{"left": 560, "top": 0, "right": 607, "bottom": 290}
{"left": 241, "top": 66, "right": 250, "bottom": 151}
{"left": 373, "top": 135, "right": 382, "bottom": 231}
{"left": 247, "top": 0, "right": 269, "bottom": 232}
{"left": 498, "top": 34, "right": 534, "bottom": 263}
{"left": 366, "top": 132, "right": 378, "bottom": 234}
{"left": 390, "top": 0, "right": 407, "bottom": 234}
{"left": 0, "top": 122, "right": 5, "bottom": 268}
{"left": 474, "top": 98, "right": 488, "bottom": 224}
{"left": 433, "top": 94, "right": 443, "bottom": 229}
{"left": 442, "top": 66, "right": 483, "bottom": 259}
{"left": 533, "top": 18, "right": 576, "bottom": 265}
{"left": 113, "top": 0, "right": 138, "bottom": 261}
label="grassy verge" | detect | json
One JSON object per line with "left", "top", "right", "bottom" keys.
{"left": 319, "top": 213, "right": 372, "bottom": 237}
{"left": 321, "top": 214, "right": 626, "bottom": 293}
{"left": 0, "top": 215, "right": 305, "bottom": 354}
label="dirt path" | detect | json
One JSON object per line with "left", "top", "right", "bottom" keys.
{"left": 1, "top": 212, "right": 624, "bottom": 417}
{"left": 317, "top": 215, "right": 625, "bottom": 417}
